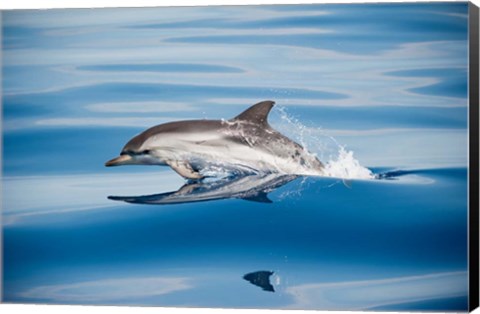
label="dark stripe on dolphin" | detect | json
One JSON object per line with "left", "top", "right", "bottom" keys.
{"left": 123, "top": 120, "right": 224, "bottom": 153}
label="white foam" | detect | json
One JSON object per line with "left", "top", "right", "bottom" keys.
{"left": 323, "top": 146, "right": 375, "bottom": 180}
{"left": 272, "top": 106, "right": 374, "bottom": 180}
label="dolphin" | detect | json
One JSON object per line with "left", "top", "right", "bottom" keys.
{"left": 108, "top": 173, "right": 298, "bottom": 205}
{"left": 105, "top": 100, "right": 324, "bottom": 179}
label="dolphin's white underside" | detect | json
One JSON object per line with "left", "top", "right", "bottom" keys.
{"left": 142, "top": 128, "right": 324, "bottom": 177}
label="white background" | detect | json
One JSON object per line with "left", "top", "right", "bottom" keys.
{"left": 0, "top": 0, "right": 479, "bottom": 314}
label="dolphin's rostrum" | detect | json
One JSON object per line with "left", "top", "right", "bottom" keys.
{"left": 105, "top": 101, "right": 324, "bottom": 179}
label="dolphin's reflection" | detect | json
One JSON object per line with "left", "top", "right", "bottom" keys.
{"left": 108, "top": 174, "right": 298, "bottom": 205}
{"left": 243, "top": 270, "right": 276, "bottom": 292}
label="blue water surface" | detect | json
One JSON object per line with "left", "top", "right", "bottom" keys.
{"left": 1, "top": 2, "right": 470, "bottom": 311}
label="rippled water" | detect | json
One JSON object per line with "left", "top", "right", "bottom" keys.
{"left": 1, "top": 3, "right": 470, "bottom": 311}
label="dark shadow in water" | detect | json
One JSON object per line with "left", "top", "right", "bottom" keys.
{"left": 108, "top": 174, "right": 298, "bottom": 205}
{"left": 243, "top": 270, "right": 275, "bottom": 292}
{"left": 376, "top": 169, "right": 415, "bottom": 180}
{"left": 375, "top": 168, "right": 457, "bottom": 180}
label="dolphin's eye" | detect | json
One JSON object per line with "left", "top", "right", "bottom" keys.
{"left": 120, "top": 150, "right": 149, "bottom": 156}
{"left": 121, "top": 150, "right": 135, "bottom": 156}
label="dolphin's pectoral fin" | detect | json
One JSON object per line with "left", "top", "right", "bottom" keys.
{"left": 342, "top": 179, "right": 352, "bottom": 189}
{"left": 176, "top": 182, "right": 202, "bottom": 195}
{"left": 166, "top": 160, "right": 203, "bottom": 179}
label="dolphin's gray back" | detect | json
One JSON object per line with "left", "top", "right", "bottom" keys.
{"left": 122, "top": 101, "right": 275, "bottom": 153}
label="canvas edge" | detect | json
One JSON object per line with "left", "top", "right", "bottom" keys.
{"left": 469, "top": 1, "right": 480, "bottom": 312}
{"left": 0, "top": 9, "right": 4, "bottom": 305}
{"left": 0, "top": 2, "right": 476, "bottom": 312}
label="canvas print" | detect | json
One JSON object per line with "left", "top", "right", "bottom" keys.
{"left": 1, "top": 2, "right": 476, "bottom": 311}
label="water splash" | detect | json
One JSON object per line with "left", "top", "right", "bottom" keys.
{"left": 182, "top": 106, "right": 374, "bottom": 181}
{"left": 272, "top": 106, "right": 374, "bottom": 180}
{"left": 272, "top": 106, "right": 332, "bottom": 162}
{"left": 323, "top": 146, "right": 375, "bottom": 179}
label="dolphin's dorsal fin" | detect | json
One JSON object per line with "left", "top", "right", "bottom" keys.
{"left": 242, "top": 192, "right": 273, "bottom": 203}
{"left": 232, "top": 101, "right": 275, "bottom": 125}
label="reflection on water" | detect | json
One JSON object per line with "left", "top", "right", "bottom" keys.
{"left": 284, "top": 271, "right": 468, "bottom": 311}
{"left": 107, "top": 169, "right": 438, "bottom": 207}
{"left": 108, "top": 174, "right": 298, "bottom": 205}
{"left": 19, "top": 276, "right": 193, "bottom": 304}
{"left": 1, "top": 2, "right": 470, "bottom": 311}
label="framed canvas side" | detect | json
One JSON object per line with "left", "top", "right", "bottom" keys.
{"left": 470, "top": 2, "right": 480, "bottom": 312}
